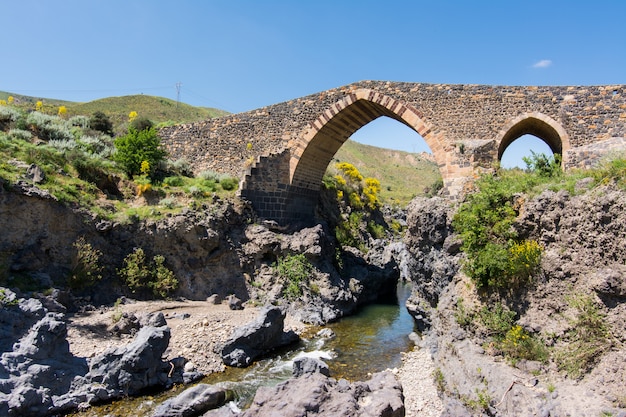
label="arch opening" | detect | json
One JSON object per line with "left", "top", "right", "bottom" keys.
{"left": 331, "top": 116, "right": 442, "bottom": 205}
{"left": 497, "top": 114, "right": 569, "bottom": 169}
{"left": 500, "top": 135, "right": 555, "bottom": 169}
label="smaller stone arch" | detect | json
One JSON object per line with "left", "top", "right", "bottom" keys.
{"left": 496, "top": 112, "right": 570, "bottom": 165}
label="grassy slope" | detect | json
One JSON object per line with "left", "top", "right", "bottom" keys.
{"left": 331, "top": 139, "right": 441, "bottom": 206}
{"left": 68, "top": 95, "right": 229, "bottom": 132}
{"left": 1, "top": 91, "right": 228, "bottom": 133}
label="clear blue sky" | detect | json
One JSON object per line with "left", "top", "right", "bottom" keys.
{"left": 2, "top": 0, "right": 624, "bottom": 167}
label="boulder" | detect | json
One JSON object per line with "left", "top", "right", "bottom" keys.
{"left": 292, "top": 356, "right": 330, "bottom": 377}
{"left": 0, "top": 312, "right": 88, "bottom": 417}
{"left": 226, "top": 295, "right": 243, "bottom": 310}
{"left": 242, "top": 370, "right": 404, "bottom": 417}
{"left": 221, "top": 306, "right": 299, "bottom": 367}
{"left": 82, "top": 314, "right": 171, "bottom": 397}
{"left": 152, "top": 383, "right": 231, "bottom": 417}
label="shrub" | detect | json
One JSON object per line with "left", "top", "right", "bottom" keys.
{"left": 159, "top": 197, "right": 177, "bottom": 209}
{"left": 67, "top": 149, "right": 115, "bottom": 188}
{"left": 367, "top": 220, "right": 385, "bottom": 239}
{"left": 69, "top": 115, "right": 90, "bottom": 128}
{"left": 500, "top": 325, "right": 548, "bottom": 363}
{"left": 90, "top": 111, "right": 113, "bottom": 136}
{"left": 166, "top": 158, "right": 193, "bottom": 177}
{"left": 523, "top": 151, "right": 562, "bottom": 178}
{"left": 336, "top": 162, "right": 363, "bottom": 184}
{"left": 118, "top": 248, "right": 178, "bottom": 298}
{"left": 77, "top": 135, "right": 113, "bottom": 156}
{"left": 113, "top": 127, "right": 167, "bottom": 178}
{"left": 163, "top": 175, "right": 184, "bottom": 187}
{"left": 8, "top": 129, "right": 32, "bottom": 141}
{"left": 592, "top": 156, "right": 626, "bottom": 189}
{"left": 69, "top": 237, "right": 103, "bottom": 289}
{"left": 556, "top": 294, "right": 612, "bottom": 378}
{"left": 198, "top": 170, "right": 221, "bottom": 182}
{"left": 506, "top": 239, "right": 543, "bottom": 286}
{"left": 275, "top": 253, "right": 314, "bottom": 299}
{"left": 478, "top": 302, "right": 516, "bottom": 339}
{"left": 335, "top": 211, "right": 364, "bottom": 250}
{"left": 219, "top": 176, "right": 239, "bottom": 191}
{"left": 453, "top": 173, "right": 543, "bottom": 291}
{"left": 48, "top": 139, "right": 77, "bottom": 152}
{"left": 363, "top": 177, "right": 381, "bottom": 209}
{"left": 150, "top": 255, "right": 178, "bottom": 298}
{"left": 0, "top": 106, "right": 22, "bottom": 128}
{"left": 26, "top": 112, "right": 74, "bottom": 142}
{"left": 129, "top": 116, "right": 153, "bottom": 132}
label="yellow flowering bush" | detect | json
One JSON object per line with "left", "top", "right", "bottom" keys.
{"left": 500, "top": 324, "right": 548, "bottom": 363}
{"left": 336, "top": 162, "right": 363, "bottom": 184}
{"left": 363, "top": 177, "right": 381, "bottom": 209}
{"left": 507, "top": 239, "right": 543, "bottom": 286}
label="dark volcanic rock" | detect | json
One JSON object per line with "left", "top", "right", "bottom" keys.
{"left": 0, "top": 298, "right": 186, "bottom": 417}
{"left": 241, "top": 369, "right": 404, "bottom": 417}
{"left": 152, "top": 383, "right": 231, "bottom": 417}
{"left": 221, "top": 306, "right": 299, "bottom": 367}
{"left": 292, "top": 356, "right": 330, "bottom": 377}
{"left": 402, "top": 197, "right": 460, "bottom": 330}
{"left": 0, "top": 310, "right": 88, "bottom": 417}
{"left": 81, "top": 316, "right": 171, "bottom": 397}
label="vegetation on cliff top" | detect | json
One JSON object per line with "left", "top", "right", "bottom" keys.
{"left": 453, "top": 151, "right": 625, "bottom": 379}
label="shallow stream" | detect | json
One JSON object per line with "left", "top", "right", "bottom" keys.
{"left": 73, "top": 282, "right": 416, "bottom": 416}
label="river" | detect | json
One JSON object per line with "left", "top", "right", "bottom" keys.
{"left": 73, "top": 282, "right": 416, "bottom": 416}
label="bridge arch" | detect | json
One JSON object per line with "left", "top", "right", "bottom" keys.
{"left": 496, "top": 112, "right": 570, "bottom": 166}
{"left": 288, "top": 88, "right": 445, "bottom": 193}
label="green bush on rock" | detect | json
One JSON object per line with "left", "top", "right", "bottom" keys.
{"left": 118, "top": 248, "right": 178, "bottom": 298}
{"left": 275, "top": 253, "right": 314, "bottom": 299}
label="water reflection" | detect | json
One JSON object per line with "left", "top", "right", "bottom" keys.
{"left": 323, "top": 282, "right": 415, "bottom": 380}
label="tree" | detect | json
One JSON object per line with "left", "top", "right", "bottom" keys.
{"left": 90, "top": 111, "right": 114, "bottom": 136}
{"left": 113, "top": 126, "right": 167, "bottom": 178}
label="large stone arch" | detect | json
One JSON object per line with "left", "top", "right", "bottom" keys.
{"left": 288, "top": 88, "right": 445, "bottom": 193}
{"left": 496, "top": 112, "right": 571, "bottom": 166}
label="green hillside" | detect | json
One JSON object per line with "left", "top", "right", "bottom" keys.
{"left": 68, "top": 95, "right": 228, "bottom": 133}
{"left": 0, "top": 91, "right": 228, "bottom": 134}
{"left": 0, "top": 91, "right": 73, "bottom": 107}
{"left": 330, "top": 139, "right": 442, "bottom": 206}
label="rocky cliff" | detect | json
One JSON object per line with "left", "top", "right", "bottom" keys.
{"left": 403, "top": 184, "right": 626, "bottom": 416}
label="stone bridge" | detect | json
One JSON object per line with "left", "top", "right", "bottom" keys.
{"left": 160, "top": 81, "right": 626, "bottom": 224}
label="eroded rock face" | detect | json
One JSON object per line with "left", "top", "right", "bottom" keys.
{"left": 426, "top": 185, "right": 626, "bottom": 417}
{"left": 220, "top": 306, "right": 299, "bottom": 367}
